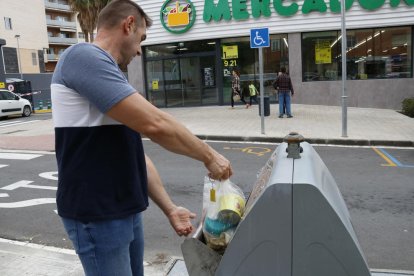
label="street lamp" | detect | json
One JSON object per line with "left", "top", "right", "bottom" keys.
{"left": 14, "top": 34, "right": 23, "bottom": 80}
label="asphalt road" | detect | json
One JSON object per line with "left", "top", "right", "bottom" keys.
{"left": 0, "top": 140, "right": 413, "bottom": 271}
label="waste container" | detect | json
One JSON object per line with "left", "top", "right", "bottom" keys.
{"left": 176, "top": 133, "right": 371, "bottom": 276}
{"left": 258, "top": 96, "right": 270, "bottom": 117}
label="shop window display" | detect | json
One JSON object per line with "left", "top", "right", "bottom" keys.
{"left": 221, "top": 34, "right": 288, "bottom": 104}
{"left": 302, "top": 26, "right": 412, "bottom": 81}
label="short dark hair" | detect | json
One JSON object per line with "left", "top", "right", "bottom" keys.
{"left": 232, "top": 69, "right": 240, "bottom": 76}
{"left": 97, "top": 0, "right": 152, "bottom": 30}
{"left": 280, "top": 67, "right": 286, "bottom": 73}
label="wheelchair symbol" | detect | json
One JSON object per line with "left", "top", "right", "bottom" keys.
{"left": 254, "top": 31, "right": 266, "bottom": 46}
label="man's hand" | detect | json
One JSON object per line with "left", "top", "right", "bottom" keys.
{"left": 167, "top": 206, "right": 196, "bottom": 237}
{"left": 204, "top": 150, "right": 233, "bottom": 180}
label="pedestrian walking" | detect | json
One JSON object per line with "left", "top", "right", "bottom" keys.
{"left": 248, "top": 81, "right": 259, "bottom": 105}
{"left": 231, "top": 69, "right": 249, "bottom": 109}
{"left": 51, "top": 1, "right": 232, "bottom": 275}
{"left": 273, "top": 67, "right": 294, "bottom": 118}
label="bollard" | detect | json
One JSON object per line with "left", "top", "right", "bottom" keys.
{"left": 284, "top": 132, "right": 304, "bottom": 159}
{"left": 47, "top": 100, "right": 51, "bottom": 109}
{"left": 38, "top": 100, "right": 43, "bottom": 110}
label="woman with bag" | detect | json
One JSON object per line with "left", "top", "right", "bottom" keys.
{"left": 231, "top": 69, "right": 249, "bottom": 109}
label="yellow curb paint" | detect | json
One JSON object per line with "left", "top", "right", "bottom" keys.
{"left": 372, "top": 147, "right": 397, "bottom": 167}
{"left": 35, "top": 109, "right": 52, "bottom": 113}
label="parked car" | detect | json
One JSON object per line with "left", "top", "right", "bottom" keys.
{"left": 0, "top": 89, "right": 32, "bottom": 118}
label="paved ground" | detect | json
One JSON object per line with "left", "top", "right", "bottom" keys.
{"left": 0, "top": 104, "right": 413, "bottom": 275}
{"left": 0, "top": 104, "right": 413, "bottom": 152}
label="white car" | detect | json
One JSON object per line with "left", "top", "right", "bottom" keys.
{"left": 0, "top": 89, "right": 32, "bottom": 118}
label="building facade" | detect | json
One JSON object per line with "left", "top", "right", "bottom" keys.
{"left": 0, "top": 0, "right": 49, "bottom": 79}
{"left": 0, "top": 0, "right": 86, "bottom": 80}
{"left": 44, "top": 0, "right": 81, "bottom": 72}
{"left": 129, "top": 0, "right": 414, "bottom": 109}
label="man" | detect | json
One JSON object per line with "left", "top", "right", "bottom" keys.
{"left": 51, "top": 1, "right": 232, "bottom": 275}
{"left": 274, "top": 67, "right": 294, "bottom": 118}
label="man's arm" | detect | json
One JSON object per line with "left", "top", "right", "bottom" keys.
{"left": 145, "top": 155, "right": 195, "bottom": 236}
{"left": 107, "top": 92, "right": 232, "bottom": 180}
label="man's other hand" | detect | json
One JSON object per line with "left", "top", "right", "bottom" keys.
{"left": 167, "top": 206, "right": 196, "bottom": 237}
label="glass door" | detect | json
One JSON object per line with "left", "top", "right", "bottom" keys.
{"left": 146, "top": 60, "right": 165, "bottom": 107}
{"left": 179, "top": 57, "right": 201, "bottom": 106}
{"left": 200, "top": 56, "right": 218, "bottom": 105}
{"left": 164, "top": 59, "right": 183, "bottom": 107}
{"left": 154, "top": 55, "right": 218, "bottom": 107}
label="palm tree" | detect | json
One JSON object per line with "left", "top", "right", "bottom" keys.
{"left": 68, "top": 0, "right": 112, "bottom": 42}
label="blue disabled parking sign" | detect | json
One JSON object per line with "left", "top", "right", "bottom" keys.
{"left": 250, "top": 28, "right": 270, "bottom": 48}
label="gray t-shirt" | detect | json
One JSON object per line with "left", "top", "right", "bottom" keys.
{"left": 51, "top": 43, "right": 148, "bottom": 222}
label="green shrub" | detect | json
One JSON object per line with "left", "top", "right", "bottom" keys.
{"left": 402, "top": 98, "right": 414, "bottom": 118}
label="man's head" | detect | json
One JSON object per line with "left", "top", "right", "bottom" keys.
{"left": 97, "top": 0, "right": 153, "bottom": 69}
{"left": 280, "top": 67, "right": 286, "bottom": 73}
{"left": 97, "top": 0, "right": 152, "bottom": 31}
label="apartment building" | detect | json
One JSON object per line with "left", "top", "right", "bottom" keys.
{"left": 0, "top": 0, "right": 49, "bottom": 77}
{"left": 44, "top": 0, "right": 82, "bottom": 72}
{"left": 0, "top": 0, "right": 86, "bottom": 80}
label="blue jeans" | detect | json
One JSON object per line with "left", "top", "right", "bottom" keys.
{"left": 278, "top": 92, "right": 292, "bottom": 116}
{"left": 61, "top": 213, "right": 144, "bottom": 276}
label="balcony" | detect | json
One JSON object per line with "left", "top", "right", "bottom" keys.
{"left": 47, "top": 54, "right": 59, "bottom": 61}
{"left": 48, "top": 36, "right": 77, "bottom": 45}
{"left": 46, "top": 19, "right": 76, "bottom": 29}
{"left": 44, "top": 0, "right": 71, "bottom": 12}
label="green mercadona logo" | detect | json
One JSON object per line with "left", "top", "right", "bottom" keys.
{"left": 161, "top": 0, "right": 196, "bottom": 34}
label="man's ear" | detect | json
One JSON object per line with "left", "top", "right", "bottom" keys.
{"left": 124, "top": 16, "right": 135, "bottom": 34}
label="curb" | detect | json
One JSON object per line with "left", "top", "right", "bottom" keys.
{"left": 196, "top": 135, "right": 414, "bottom": 147}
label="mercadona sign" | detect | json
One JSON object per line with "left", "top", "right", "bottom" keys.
{"left": 203, "top": 0, "right": 414, "bottom": 21}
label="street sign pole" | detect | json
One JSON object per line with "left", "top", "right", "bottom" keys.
{"left": 250, "top": 28, "right": 269, "bottom": 135}
{"left": 259, "top": 47, "right": 265, "bottom": 134}
{"left": 341, "top": 0, "right": 348, "bottom": 137}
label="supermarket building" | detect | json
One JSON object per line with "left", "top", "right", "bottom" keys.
{"left": 129, "top": 0, "right": 414, "bottom": 109}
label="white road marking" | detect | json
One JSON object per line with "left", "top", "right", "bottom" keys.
{"left": 39, "top": 171, "right": 58, "bottom": 181}
{"left": 1, "top": 180, "right": 57, "bottom": 191}
{"left": 0, "top": 164, "right": 9, "bottom": 168}
{"left": 0, "top": 153, "right": 42, "bottom": 160}
{"left": 0, "top": 120, "right": 22, "bottom": 126}
{"left": 0, "top": 120, "right": 40, "bottom": 128}
{"left": 0, "top": 193, "right": 9, "bottom": 198}
{"left": 0, "top": 198, "right": 56, "bottom": 208}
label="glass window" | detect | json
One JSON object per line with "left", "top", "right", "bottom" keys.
{"left": 78, "top": 32, "right": 85, "bottom": 39}
{"left": 4, "top": 17, "right": 12, "bottom": 30}
{"left": 302, "top": 26, "right": 412, "bottom": 81}
{"left": 32, "top": 52, "right": 37, "bottom": 66}
{"left": 5, "top": 92, "right": 16, "bottom": 100}
{"left": 146, "top": 60, "right": 165, "bottom": 107}
{"left": 302, "top": 31, "right": 340, "bottom": 81}
{"left": 221, "top": 34, "right": 289, "bottom": 102}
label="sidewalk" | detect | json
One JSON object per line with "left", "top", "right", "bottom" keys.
{"left": 0, "top": 238, "right": 166, "bottom": 276}
{"left": 0, "top": 104, "right": 414, "bottom": 276}
{"left": 164, "top": 104, "right": 414, "bottom": 147}
{"left": 0, "top": 104, "right": 413, "bottom": 151}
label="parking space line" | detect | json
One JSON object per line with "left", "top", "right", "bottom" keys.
{"left": 372, "top": 147, "right": 397, "bottom": 167}
{"left": 372, "top": 147, "right": 414, "bottom": 168}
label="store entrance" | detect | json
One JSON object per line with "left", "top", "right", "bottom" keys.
{"left": 146, "top": 53, "right": 217, "bottom": 108}
{"left": 164, "top": 55, "right": 217, "bottom": 107}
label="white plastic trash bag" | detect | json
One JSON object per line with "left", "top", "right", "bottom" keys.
{"left": 202, "top": 176, "right": 246, "bottom": 252}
